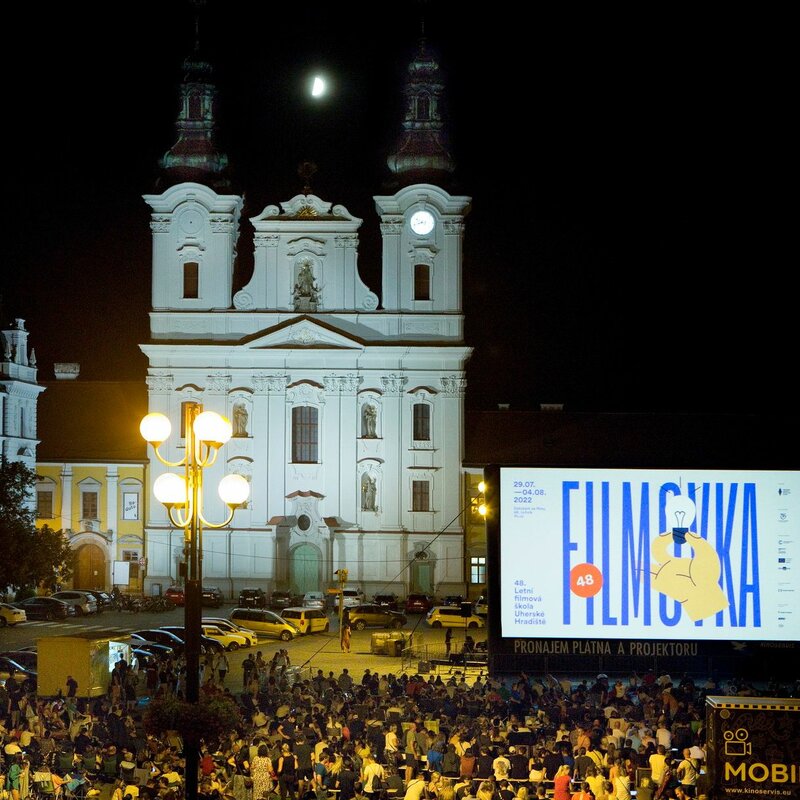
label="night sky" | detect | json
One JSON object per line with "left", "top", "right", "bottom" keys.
{"left": 4, "top": 3, "right": 787, "bottom": 414}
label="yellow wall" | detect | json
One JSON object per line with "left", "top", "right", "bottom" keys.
{"left": 35, "top": 462, "right": 146, "bottom": 591}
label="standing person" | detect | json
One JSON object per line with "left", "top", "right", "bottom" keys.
{"left": 242, "top": 653, "right": 255, "bottom": 690}
{"left": 216, "top": 651, "right": 230, "bottom": 686}
{"left": 277, "top": 742, "right": 299, "bottom": 800}
{"left": 66, "top": 675, "right": 79, "bottom": 697}
{"left": 6, "top": 754, "right": 23, "bottom": 800}
{"left": 445, "top": 628, "right": 453, "bottom": 658}
{"left": 361, "top": 754, "right": 385, "bottom": 800}
{"left": 295, "top": 734, "right": 315, "bottom": 799}
{"left": 341, "top": 620, "right": 352, "bottom": 653}
{"left": 552, "top": 764, "right": 573, "bottom": 800}
{"left": 676, "top": 748, "right": 699, "bottom": 798}
{"left": 251, "top": 743, "right": 275, "bottom": 800}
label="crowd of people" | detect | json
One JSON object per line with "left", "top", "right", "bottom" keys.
{"left": 1, "top": 643, "right": 792, "bottom": 800}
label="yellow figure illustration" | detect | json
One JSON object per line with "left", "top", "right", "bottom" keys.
{"left": 651, "top": 493, "right": 728, "bottom": 621}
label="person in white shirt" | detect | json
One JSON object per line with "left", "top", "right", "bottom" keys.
{"left": 403, "top": 767, "right": 428, "bottom": 800}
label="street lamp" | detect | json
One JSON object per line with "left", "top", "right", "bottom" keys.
{"left": 140, "top": 401, "right": 249, "bottom": 800}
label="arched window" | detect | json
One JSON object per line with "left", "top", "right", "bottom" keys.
{"left": 292, "top": 406, "right": 318, "bottom": 463}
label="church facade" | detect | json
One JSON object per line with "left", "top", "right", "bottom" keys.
{"left": 139, "top": 33, "right": 474, "bottom": 601}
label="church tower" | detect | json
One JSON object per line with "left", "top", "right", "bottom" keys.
{"left": 139, "top": 13, "right": 471, "bottom": 601}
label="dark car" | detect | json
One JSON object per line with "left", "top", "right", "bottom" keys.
{"left": 404, "top": 593, "right": 436, "bottom": 614}
{"left": 373, "top": 593, "right": 399, "bottom": 611}
{"left": 84, "top": 590, "right": 113, "bottom": 611}
{"left": 269, "top": 590, "right": 297, "bottom": 610}
{"left": 158, "top": 626, "right": 225, "bottom": 653}
{"left": 131, "top": 628, "right": 186, "bottom": 652}
{"left": 0, "top": 656, "right": 37, "bottom": 691}
{"left": 0, "top": 650, "right": 37, "bottom": 671}
{"left": 239, "top": 587, "right": 268, "bottom": 608}
{"left": 12, "top": 596, "right": 72, "bottom": 621}
{"left": 128, "top": 639, "right": 175, "bottom": 659}
{"left": 442, "top": 595, "right": 465, "bottom": 607}
{"left": 348, "top": 604, "right": 407, "bottom": 630}
{"left": 201, "top": 587, "right": 224, "bottom": 608}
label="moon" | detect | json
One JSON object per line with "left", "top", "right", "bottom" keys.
{"left": 311, "top": 76, "right": 326, "bottom": 98}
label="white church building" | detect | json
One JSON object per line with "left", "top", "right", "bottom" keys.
{"left": 139, "top": 28, "right": 474, "bottom": 601}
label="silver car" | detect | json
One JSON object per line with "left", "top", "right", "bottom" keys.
{"left": 50, "top": 591, "right": 98, "bottom": 616}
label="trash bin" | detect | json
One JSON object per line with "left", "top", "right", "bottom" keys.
{"left": 371, "top": 632, "right": 389, "bottom": 655}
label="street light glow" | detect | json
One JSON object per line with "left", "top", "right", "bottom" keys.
{"left": 140, "top": 412, "right": 171, "bottom": 444}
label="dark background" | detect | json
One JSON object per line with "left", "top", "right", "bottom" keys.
{"left": 4, "top": 3, "right": 786, "bottom": 413}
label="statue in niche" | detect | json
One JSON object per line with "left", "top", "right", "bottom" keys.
{"left": 293, "top": 261, "right": 319, "bottom": 311}
{"left": 233, "top": 402, "right": 249, "bottom": 437}
{"left": 362, "top": 403, "right": 377, "bottom": 438}
{"left": 361, "top": 474, "right": 377, "bottom": 511}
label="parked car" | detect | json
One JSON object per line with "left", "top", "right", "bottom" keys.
{"left": 202, "top": 617, "right": 259, "bottom": 642}
{"left": 0, "top": 603, "right": 26, "bottom": 627}
{"left": 373, "top": 593, "right": 399, "bottom": 611}
{"left": 280, "top": 607, "right": 330, "bottom": 634}
{"left": 12, "top": 596, "right": 71, "bottom": 621}
{"left": 84, "top": 590, "right": 113, "bottom": 611}
{"left": 238, "top": 587, "right": 267, "bottom": 608}
{"left": 131, "top": 628, "right": 186, "bottom": 652}
{"left": 200, "top": 623, "right": 255, "bottom": 650}
{"left": 269, "top": 590, "right": 297, "bottom": 610}
{"left": 0, "top": 656, "right": 37, "bottom": 690}
{"left": 164, "top": 585, "right": 186, "bottom": 606}
{"left": 157, "top": 626, "right": 225, "bottom": 653}
{"left": 339, "top": 587, "right": 365, "bottom": 609}
{"left": 425, "top": 605, "right": 485, "bottom": 629}
{"left": 50, "top": 590, "right": 98, "bottom": 616}
{"left": 474, "top": 595, "right": 488, "bottom": 617}
{"left": 347, "top": 604, "right": 407, "bottom": 631}
{"left": 302, "top": 591, "right": 327, "bottom": 611}
{"left": 128, "top": 639, "right": 175, "bottom": 659}
{"left": 228, "top": 608, "right": 300, "bottom": 641}
{"left": 442, "top": 595, "right": 465, "bottom": 607}
{"left": 0, "top": 650, "right": 37, "bottom": 671}
{"left": 404, "top": 593, "right": 436, "bottom": 614}
{"left": 201, "top": 586, "right": 224, "bottom": 608}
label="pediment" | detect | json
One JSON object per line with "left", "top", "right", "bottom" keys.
{"left": 244, "top": 317, "right": 364, "bottom": 350}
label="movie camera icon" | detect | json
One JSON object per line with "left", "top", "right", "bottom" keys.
{"left": 723, "top": 728, "right": 752, "bottom": 756}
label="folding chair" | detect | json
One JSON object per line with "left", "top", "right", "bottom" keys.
{"left": 32, "top": 770, "right": 57, "bottom": 800}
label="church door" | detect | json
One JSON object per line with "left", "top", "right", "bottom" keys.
{"left": 290, "top": 543, "right": 321, "bottom": 596}
{"left": 74, "top": 543, "right": 106, "bottom": 590}
{"left": 410, "top": 560, "right": 434, "bottom": 594}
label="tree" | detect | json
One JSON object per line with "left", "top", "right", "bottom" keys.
{"left": 0, "top": 460, "right": 74, "bottom": 593}
{"left": 142, "top": 686, "right": 242, "bottom": 748}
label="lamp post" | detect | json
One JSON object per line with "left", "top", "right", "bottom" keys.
{"left": 140, "top": 402, "right": 250, "bottom": 800}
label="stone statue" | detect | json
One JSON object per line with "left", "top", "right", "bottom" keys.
{"left": 361, "top": 474, "right": 377, "bottom": 511}
{"left": 362, "top": 403, "right": 377, "bottom": 438}
{"left": 293, "top": 261, "right": 319, "bottom": 310}
{"left": 233, "top": 402, "right": 248, "bottom": 437}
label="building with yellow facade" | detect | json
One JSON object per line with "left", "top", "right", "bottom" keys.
{"left": 35, "top": 364, "right": 149, "bottom": 593}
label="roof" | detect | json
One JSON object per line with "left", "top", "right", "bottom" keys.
{"left": 37, "top": 380, "right": 149, "bottom": 462}
{"left": 464, "top": 409, "right": 799, "bottom": 470}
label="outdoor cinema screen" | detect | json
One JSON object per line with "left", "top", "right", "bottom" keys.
{"left": 489, "top": 466, "right": 799, "bottom": 642}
